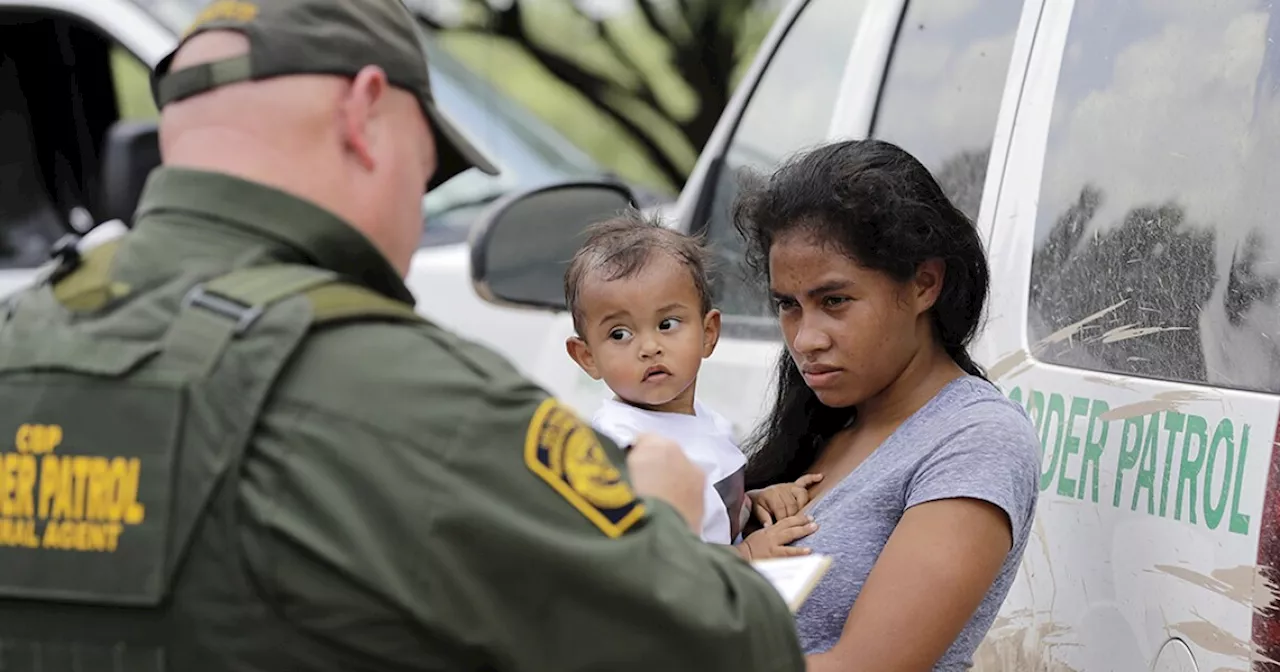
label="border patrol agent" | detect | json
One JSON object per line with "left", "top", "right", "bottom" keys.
{"left": 0, "top": 0, "right": 805, "bottom": 670}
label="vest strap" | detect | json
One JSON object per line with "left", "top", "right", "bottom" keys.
{"left": 48, "top": 237, "right": 424, "bottom": 329}
{"left": 304, "top": 282, "right": 425, "bottom": 326}
{"left": 162, "top": 264, "right": 338, "bottom": 378}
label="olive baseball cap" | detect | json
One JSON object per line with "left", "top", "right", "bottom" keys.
{"left": 150, "top": 0, "right": 499, "bottom": 190}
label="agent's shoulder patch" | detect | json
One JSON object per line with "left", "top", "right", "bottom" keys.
{"left": 184, "top": 0, "right": 258, "bottom": 35}
{"left": 524, "top": 398, "right": 645, "bottom": 538}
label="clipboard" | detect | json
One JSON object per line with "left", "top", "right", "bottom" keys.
{"left": 750, "top": 554, "right": 833, "bottom": 612}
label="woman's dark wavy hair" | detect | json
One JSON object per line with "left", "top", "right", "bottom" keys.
{"left": 734, "top": 139, "right": 990, "bottom": 489}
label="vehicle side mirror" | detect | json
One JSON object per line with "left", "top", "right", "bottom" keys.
{"left": 98, "top": 120, "right": 161, "bottom": 225}
{"left": 470, "top": 181, "right": 635, "bottom": 311}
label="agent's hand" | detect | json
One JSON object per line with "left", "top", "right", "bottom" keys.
{"left": 626, "top": 433, "right": 706, "bottom": 535}
{"left": 736, "top": 514, "right": 818, "bottom": 560}
{"left": 749, "top": 473, "right": 823, "bottom": 527}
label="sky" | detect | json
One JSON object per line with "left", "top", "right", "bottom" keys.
{"left": 1039, "top": 0, "right": 1280, "bottom": 253}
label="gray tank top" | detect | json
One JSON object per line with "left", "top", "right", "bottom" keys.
{"left": 792, "top": 376, "right": 1040, "bottom": 670}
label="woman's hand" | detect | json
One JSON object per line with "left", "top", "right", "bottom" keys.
{"left": 736, "top": 514, "right": 818, "bottom": 561}
{"left": 750, "top": 473, "right": 823, "bottom": 526}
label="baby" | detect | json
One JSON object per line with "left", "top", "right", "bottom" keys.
{"left": 563, "top": 210, "right": 818, "bottom": 558}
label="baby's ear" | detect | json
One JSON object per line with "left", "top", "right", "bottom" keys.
{"left": 702, "top": 309, "right": 722, "bottom": 357}
{"left": 566, "top": 336, "right": 602, "bottom": 380}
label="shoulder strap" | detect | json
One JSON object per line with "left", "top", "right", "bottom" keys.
{"left": 303, "top": 282, "right": 426, "bottom": 327}
{"left": 48, "top": 241, "right": 426, "bottom": 377}
{"left": 154, "top": 266, "right": 425, "bottom": 589}
{"left": 162, "top": 265, "right": 429, "bottom": 376}
{"left": 48, "top": 237, "right": 424, "bottom": 329}
{"left": 151, "top": 263, "right": 347, "bottom": 601}
{"left": 162, "top": 264, "right": 339, "bottom": 378}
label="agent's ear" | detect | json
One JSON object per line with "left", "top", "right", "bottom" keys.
{"left": 340, "top": 65, "right": 391, "bottom": 172}
{"left": 912, "top": 259, "right": 946, "bottom": 315}
{"left": 702, "top": 309, "right": 722, "bottom": 358}
{"left": 566, "top": 336, "right": 602, "bottom": 380}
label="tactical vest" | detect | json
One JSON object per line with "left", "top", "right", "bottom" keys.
{"left": 0, "top": 238, "right": 425, "bottom": 671}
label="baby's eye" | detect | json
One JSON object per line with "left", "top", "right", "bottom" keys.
{"left": 609, "top": 328, "right": 632, "bottom": 341}
{"left": 658, "top": 318, "right": 681, "bottom": 331}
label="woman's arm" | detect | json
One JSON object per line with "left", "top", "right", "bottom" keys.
{"left": 805, "top": 497, "right": 1013, "bottom": 672}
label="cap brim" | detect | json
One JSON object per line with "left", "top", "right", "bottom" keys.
{"left": 424, "top": 99, "right": 499, "bottom": 191}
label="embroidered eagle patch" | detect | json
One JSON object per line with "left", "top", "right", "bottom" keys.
{"left": 524, "top": 398, "right": 645, "bottom": 538}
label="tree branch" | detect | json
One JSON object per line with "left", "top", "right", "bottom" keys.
{"left": 431, "top": 0, "right": 762, "bottom": 186}
{"left": 411, "top": 0, "right": 490, "bottom": 31}
{"left": 661, "top": 0, "right": 741, "bottom": 153}
{"left": 531, "top": 51, "right": 685, "bottom": 185}
{"left": 569, "top": 3, "right": 660, "bottom": 106}
{"left": 487, "top": 2, "right": 683, "bottom": 186}
{"left": 635, "top": 0, "right": 676, "bottom": 43}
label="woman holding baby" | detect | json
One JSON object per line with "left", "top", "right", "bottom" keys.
{"left": 735, "top": 139, "right": 1040, "bottom": 671}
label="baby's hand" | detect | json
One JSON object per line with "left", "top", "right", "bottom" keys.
{"left": 737, "top": 514, "right": 818, "bottom": 560}
{"left": 749, "top": 473, "right": 823, "bottom": 526}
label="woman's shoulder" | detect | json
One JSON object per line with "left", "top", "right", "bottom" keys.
{"left": 905, "top": 377, "right": 1042, "bottom": 531}
{"left": 936, "top": 377, "right": 1037, "bottom": 432}
{"left": 933, "top": 376, "right": 1027, "bottom": 413}
{"left": 915, "top": 377, "right": 1042, "bottom": 471}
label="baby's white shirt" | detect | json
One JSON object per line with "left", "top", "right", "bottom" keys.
{"left": 592, "top": 398, "right": 747, "bottom": 545}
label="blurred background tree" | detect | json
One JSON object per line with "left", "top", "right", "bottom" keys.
{"left": 412, "top": 0, "right": 785, "bottom": 195}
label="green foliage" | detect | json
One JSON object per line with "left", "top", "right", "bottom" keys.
{"left": 110, "top": 46, "right": 159, "bottom": 121}
{"left": 427, "top": 0, "right": 782, "bottom": 193}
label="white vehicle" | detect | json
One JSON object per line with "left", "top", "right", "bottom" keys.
{"left": 468, "top": 1, "right": 1280, "bottom": 670}
{"left": 0, "top": 0, "right": 671, "bottom": 370}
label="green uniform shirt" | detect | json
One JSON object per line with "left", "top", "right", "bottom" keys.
{"left": 118, "top": 167, "right": 804, "bottom": 671}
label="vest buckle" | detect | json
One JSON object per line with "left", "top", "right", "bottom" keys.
{"left": 45, "top": 233, "right": 84, "bottom": 286}
{"left": 181, "top": 285, "right": 264, "bottom": 335}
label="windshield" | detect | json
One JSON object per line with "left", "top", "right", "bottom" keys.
{"left": 128, "top": 0, "right": 610, "bottom": 246}
{"left": 129, "top": 0, "right": 206, "bottom": 35}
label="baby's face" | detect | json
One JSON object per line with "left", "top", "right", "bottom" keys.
{"left": 573, "top": 253, "right": 716, "bottom": 414}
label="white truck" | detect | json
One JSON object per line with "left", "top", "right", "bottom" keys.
{"left": 7, "top": 0, "right": 1280, "bottom": 668}
{"left": 466, "top": 1, "right": 1280, "bottom": 671}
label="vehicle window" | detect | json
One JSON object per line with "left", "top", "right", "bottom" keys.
{"left": 0, "top": 50, "right": 62, "bottom": 269}
{"left": 871, "top": 0, "right": 1023, "bottom": 222}
{"left": 700, "top": 0, "right": 868, "bottom": 328}
{"left": 110, "top": 45, "right": 158, "bottom": 121}
{"left": 1028, "top": 0, "right": 1280, "bottom": 394}
{"left": 1, "top": 13, "right": 149, "bottom": 269}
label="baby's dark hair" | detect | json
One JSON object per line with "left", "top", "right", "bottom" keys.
{"left": 564, "top": 208, "right": 714, "bottom": 335}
